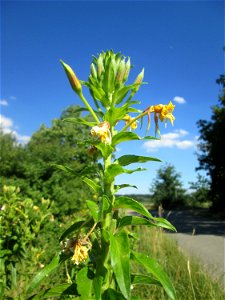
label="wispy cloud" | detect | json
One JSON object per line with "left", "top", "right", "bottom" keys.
{"left": 0, "top": 99, "right": 8, "bottom": 106}
{"left": 173, "top": 96, "right": 186, "bottom": 104}
{"left": 0, "top": 114, "right": 30, "bottom": 144}
{"left": 143, "top": 129, "right": 196, "bottom": 152}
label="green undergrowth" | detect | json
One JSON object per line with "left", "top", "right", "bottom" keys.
{"left": 131, "top": 227, "right": 225, "bottom": 300}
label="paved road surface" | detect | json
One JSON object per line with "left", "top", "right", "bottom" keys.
{"left": 151, "top": 209, "right": 225, "bottom": 288}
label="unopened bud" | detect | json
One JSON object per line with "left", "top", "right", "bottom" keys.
{"left": 90, "top": 63, "right": 97, "bottom": 79}
{"left": 60, "top": 60, "right": 82, "bottom": 94}
{"left": 97, "top": 56, "right": 104, "bottom": 78}
{"left": 115, "top": 59, "right": 125, "bottom": 85}
{"left": 133, "top": 68, "right": 144, "bottom": 93}
{"left": 123, "top": 57, "right": 131, "bottom": 82}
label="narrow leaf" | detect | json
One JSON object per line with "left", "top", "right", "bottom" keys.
{"left": 115, "top": 155, "right": 161, "bottom": 166}
{"left": 110, "top": 231, "right": 130, "bottom": 299}
{"left": 83, "top": 177, "right": 102, "bottom": 193}
{"left": 76, "top": 267, "right": 93, "bottom": 300}
{"left": 64, "top": 117, "right": 96, "bottom": 127}
{"left": 59, "top": 219, "right": 93, "bottom": 242}
{"left": 86, "top": 200, "right": 99, "bottom": 222}
{"left": 105, "top": 164, "right": 146, "bottom": 183}
{"left": 131, "top": 274, "right": 162, "bottom": 286}
{"left": 28, "top": 284, "right": 78, "bottom": 299}
{"left": 131, "top": 252, "right": 176, "bottom": 300}
{"left": 114, "top": 184, "right": 137, "bottom": 192}
{"left": 114, "top": 196, "right": 153, "bottom": 219}
{"left": 26, "top": 253, "right": 65, "bottom": 295}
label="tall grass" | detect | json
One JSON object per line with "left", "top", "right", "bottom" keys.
{"left": 131, "top": 227, "right": 224, "bottom": 300}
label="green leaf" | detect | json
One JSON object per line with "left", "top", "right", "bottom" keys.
{"left": 95, "top": 143, "right": 114, "bottom": 159}
{"left": 110, "top": 231, "right": 130, "bottom": 299}
{"left": 76, "top": 267, "right": 93, "bottom": 300}
{"left": 114, "top": 196, "right": 153, "bottom": 219}
{"left": 93, "top": 276, "right": 103, "bottom": 300}
{"left": 102, "top": 288, "right": 126, "bottom": 300}
{"left": 118, "top": 216, "right": 176, "bottom": 232}
{"left": 26, "top": 253, "right": 66, "bottom": 295}
{"left": 28, "top": 284, "right": 78, "bottom": 299}
{"left": 112, "top": 132, "right": 158, "bottom": 147}
{"left": 152, "top": 217, "right": 177, "bottom": 232}
{"left": 59, "top": 219, "right": 92, "bottom": 242}
{"left": 64, "top": 117, "right": 96, "bottom": 127}
{"left": 131, "top": 274, "right": 162, "bottom": 286}
{"left": 86, "top": 200, "right": 99, "bottom": 222}
{"left": 131, "top": 252, "right": 176, "bottom": 300}
{"left": 115, "top": 155, "right": 161, "bottom": 166}
{"left": 114, "top": 184, "right": 138, "bottom": 192}
{"left": 113, "top": 85, "right": 132, "bottom": 105}
{"left": 118, "top": 216, "right": 156, "bottom": 228}
{"left": 83, "top": 177, "right": 102, "bottom": 194}
{"left": 104, "top": 106, "right": 128, "bottom": 126}
{"left": 105, "top": 164, "right": 146, "bottom": 183}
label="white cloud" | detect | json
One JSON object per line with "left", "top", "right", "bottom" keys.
{"left": 0, "top": 114, "right": 13, "bottom": 129}
{"left": 0, "top": 99, "right": 8, "bottom": 106}
{"left": 143, "top": 129, "right": 195, "bottom": 152}
{"left": 173, "top": 96, "right": 186, "bottom": 104}
{"left": 0, "top": 114, "right": 30, "bottom": 144}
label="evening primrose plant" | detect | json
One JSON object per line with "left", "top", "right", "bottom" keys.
{"left": 27, "top": 50, "right": 176, "bottom": 300}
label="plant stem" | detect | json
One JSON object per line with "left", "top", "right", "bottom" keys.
{"left": 78, "top": 92, "right": 100, "bottom": 124}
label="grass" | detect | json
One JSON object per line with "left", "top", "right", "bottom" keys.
{"left": 131, "top": 227, "right": 225, "bottom": 300}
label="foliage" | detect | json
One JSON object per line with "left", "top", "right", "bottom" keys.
{"left": 0, "top": 186, "right": 53, "bottom": 299}
{"left": 188, "top": 174, "right": 210, "bottom": 207}
{"left": 197, "top": 74, "right": 225, "bottom": 213}
{"left": 26, "top": 50, "right": 177, "bottom": 299}
{"left": 132, "top": 227, "right": 225, "bottom": 300}
{"left": 0, "top": 106, "right": 95, "bottom": 216}
{"left": 149, "top": 164, "right": 186, "bottom": 209}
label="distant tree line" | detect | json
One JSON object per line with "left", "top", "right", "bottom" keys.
{"left": 0, "top": 105, "right": 96, "bottom": 217}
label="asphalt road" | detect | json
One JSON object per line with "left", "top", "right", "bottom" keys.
{"left": 152, "top": 209, "right": 225, "bottom": 288}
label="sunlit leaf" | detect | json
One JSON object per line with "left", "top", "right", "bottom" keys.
{"left": 86, "top": 200, "right": 99, "bottom": 222}
{"left": 105, "top": 164, "right": 146, "bottom": 182}
{"left": 77, "top": 267, "right": 93, "bottom": 300}
{"left": 110, "top": 231, "right": 130, "bottom": 299}
{"left": 26, "top": 253, "right": 66, "bottom": 295}
{"left": 115, "top": 154, "right": 161, "bottom": 166}
{"left": 63, "top": 117, "right": 96, "bottom": 127}
{"left": 114, "top": 196, "right": 153, "bottom": 219}
{"left": 131, "top": 274, "right": 162, "bottom": 286}
{"left": 114, "top": 184, "right": 138, "bottom": 192}
{"left": 83, "top": 177, "right": 102, "bottom": 194}
{"left": 131, "top": 252, "right": 176, "bottom": 300}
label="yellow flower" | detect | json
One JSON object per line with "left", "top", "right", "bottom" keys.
{"left": 91, "top": 121, "right": 111, "bottom": 143}
{"left": 71, "top": 240, "right": 90, "bottom": 265}
{"left": 150, "top": 101, "right": 175, "bottom": 125}
{"left": 123, "top": 115, "right": 138, "bottom": 130}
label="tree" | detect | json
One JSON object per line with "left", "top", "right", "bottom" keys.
{"left": 149, "top": 164, "right": 186, "bottom": 209}
{"left": 0, "top": 106, "right": 96, "bottom": 216}
{"left": 188, "top": 174, "right": 210, "bottom": 205}
{"left": 197, "top": 74, "right": 225, "bottom": 213}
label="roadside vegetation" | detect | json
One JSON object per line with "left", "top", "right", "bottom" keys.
{"left": 132, "top": 227, "right": 225, "bottom": 300}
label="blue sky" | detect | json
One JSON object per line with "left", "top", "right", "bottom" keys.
{"left": 1, "top": 1, "right": 224, "bottom": 194}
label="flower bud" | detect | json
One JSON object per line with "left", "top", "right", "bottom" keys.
{"left": 60, "top": 60, "right": 82, "bottom": 94}
{"left": 90, "top": 63, "right": 97, "bottom": 79}
{"left": 123, "top": 57, "right": 131, "bottom": 82}
{"left": 133, "top": 68, "right": 144, "bottom": 93}
{"left": 97, "top": 56, "right": 104, "bottom": 78}
{"left": 115, "top": 59, "right": 125, "bottom": 85}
